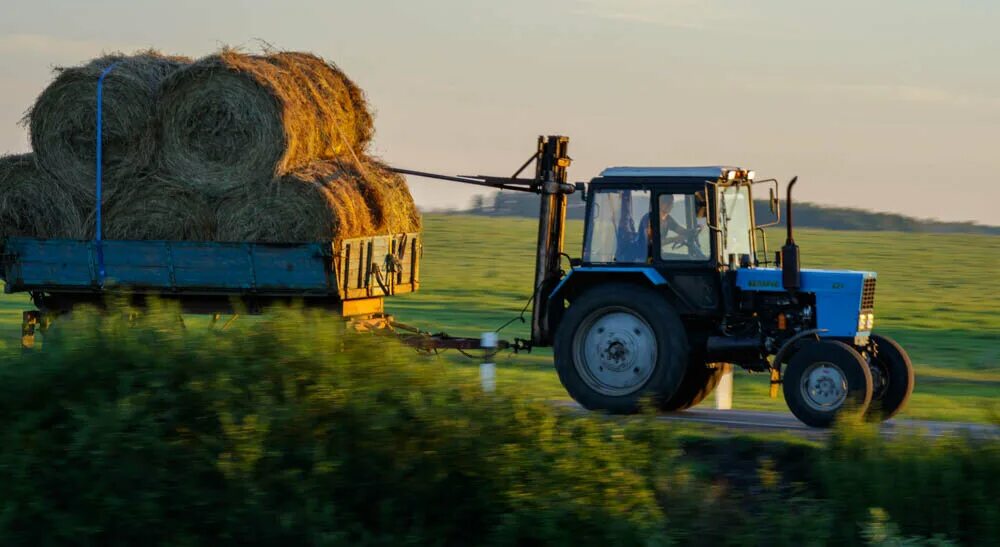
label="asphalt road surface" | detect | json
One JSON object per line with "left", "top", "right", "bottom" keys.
{"left": 657, "top": 408, "right": 999, "bottom": 439}
{"left": 556, "top": 403, "right": 999, "bottom": 439}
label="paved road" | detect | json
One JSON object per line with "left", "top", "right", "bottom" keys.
{"left": 555, "top": 402, "right": 999, "bottom": 439}
{"left": 657, "top": 408, "right": 999, "bottom": 439}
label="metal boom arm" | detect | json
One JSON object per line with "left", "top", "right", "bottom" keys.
{"left": 390, "top": 135, "right": 575, "bottom": 347}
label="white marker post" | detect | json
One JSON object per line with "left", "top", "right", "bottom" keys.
{"left": 715, "top": 363, "right": 734, "bottom": 410}
{"left": 480, "top": 332, "right": 498, "bottom": 393}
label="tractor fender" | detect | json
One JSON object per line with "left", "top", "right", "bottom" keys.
{"left": 548, "top": 267, "right": 680, "bottom": 336}
{"left": 771, "top": 328, "right": 828, "bottom": 371}
{"left": 550, "top": 266, "right": 669, "bottom": 304}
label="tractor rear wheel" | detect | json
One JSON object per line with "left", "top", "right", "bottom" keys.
{"left": 554, "top": 283, "right": 688, "bottom": 414}
{"left": 783, "top": 340, "right": 873, "bottom": 428}
{"left": 658, "top": 361, "right": 726, "bottom": 411}
{"left": 865, "top": 334, "right": 914, "bottom": 421}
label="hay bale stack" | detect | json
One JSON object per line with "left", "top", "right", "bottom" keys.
{"left": 0, "top": 154, "right": 85, "bottom": 239}
{"left": 216, "top": 159, "right": 419, "bottom": 244}
{"left": 7, "top": 48, "right": 418, "bottom": 247}
{"left": 158, "top": 50, "right": 374, "bottom": 195}
{"left": 95, "top": 177, "right": 216, "bottom": 241}
{"left": 26, "top": 51, "right": 190, "bottom": 198}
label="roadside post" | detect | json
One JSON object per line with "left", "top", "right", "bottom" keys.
{"left": 480, "top": 332, "right": 497, "bottom": 393}
{"left": 715, "top": 364, "right": 734, "bottom": 410}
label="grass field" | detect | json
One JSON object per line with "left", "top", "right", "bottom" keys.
{"left": 1, "top": 214, "right": 997, "bottom": 423}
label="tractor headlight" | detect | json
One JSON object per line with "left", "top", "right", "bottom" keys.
{"left": 858, "top": 313, "right": 875, "bottom": 331}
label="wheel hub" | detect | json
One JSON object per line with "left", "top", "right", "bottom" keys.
{"left": 599, "top": 337, "right": 634, "bottom": 371}
{"left": 801, "top": 362, "right": 848, "bottom": 411}
{"left": 573, "top": 308, "right": 657, "bottom": 396}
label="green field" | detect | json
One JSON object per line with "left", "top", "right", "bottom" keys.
{"left": 1, "top": 214, "right": 997, "bottom": 423}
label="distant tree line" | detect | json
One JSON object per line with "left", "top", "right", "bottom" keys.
{"left": 463, "top": 192, "right": 999, "bottom": 235}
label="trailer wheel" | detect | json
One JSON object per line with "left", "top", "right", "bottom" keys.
{"left": 865, "top": 334, "right": 914, "bottom": 421}
{"left": 554, "top": 283, "right": 688, "bottom": 414}
{"left": 783, "top": 340, "right": 872, "bottom": 428}
{"left": 658, "top": 362, "right": 725, "bottom": 411}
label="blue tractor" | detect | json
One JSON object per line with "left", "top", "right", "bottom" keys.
{"left": 402, "top": 135, "right": 914, "bottom": 427}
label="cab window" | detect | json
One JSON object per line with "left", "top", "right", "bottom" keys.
{"left": 583, "top": 189, "right": 652, "bottom": 263}
{"left": 717, "top": 185, "right": 753, "bottom": 259}
{"left": 658, "top": 192, "right": 710, "bottom": 261}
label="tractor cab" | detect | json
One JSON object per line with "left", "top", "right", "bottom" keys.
{"left": 582, "top": 166, "right": 761, "bottom": 269}
{"left": 568, "top": 166, "right": 768, "bottom": 318}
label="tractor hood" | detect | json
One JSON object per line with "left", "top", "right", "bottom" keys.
{"left": 735, "top": 268, "right": 877, "bottom": 338}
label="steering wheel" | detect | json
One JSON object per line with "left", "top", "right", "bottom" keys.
{"left": 685, "top": 224, "right": 708, "bottom": 259}
{"left": 665, "top": 236, "right": 685, "bottom": 250}
{"left": 662, "top": 224, "right": 707, "bottom": 258}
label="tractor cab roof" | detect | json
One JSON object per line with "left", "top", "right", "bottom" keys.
{"left": 591, "top": 166, "right": 753, "bottom": 186}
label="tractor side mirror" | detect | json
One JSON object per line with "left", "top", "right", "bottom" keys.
{"left": 574, "top": 182, "right": 588, "bottom": 202}
{"left": 752, "top": 178, "right": 781, "bottom": 228}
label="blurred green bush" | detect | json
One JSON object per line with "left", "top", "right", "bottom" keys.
{"left": 0, "top": 303, "right": 995, "bottom": 546}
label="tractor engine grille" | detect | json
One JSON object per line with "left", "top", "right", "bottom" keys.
{"left": 861, "top": 278, "right": 877, "bottom": 310}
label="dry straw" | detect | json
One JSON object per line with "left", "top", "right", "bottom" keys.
{"left": 25, "top": 51, "right": 190, "bottom": 198}
{"left": 94, "top": 176, "right": 217, "bottom": 241}
{"left": 0, "top": 154, "right": 86, "bottom": 239}
{"left": 158, "top": 49, "right": 374, "bottom": 195}
{"left": 216, "top": 158, "right": 419, "bottom": 244}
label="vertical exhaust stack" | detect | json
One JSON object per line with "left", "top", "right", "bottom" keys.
{"left": 781, "top": 176, "right": 801, "bottom": 292}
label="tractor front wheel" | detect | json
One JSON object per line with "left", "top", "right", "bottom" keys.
{"left": 554, "top": 283, "right": 688, "bottom": 414}
{"left": 783, "top": 340, "right": 873, "bottom": 428}
{"left": 865, "top": 334, "right": 915, "bottom": 421}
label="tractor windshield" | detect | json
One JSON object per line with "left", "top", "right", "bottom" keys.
{"left": 717, "top": 184, "right": 754, "bottom": 259}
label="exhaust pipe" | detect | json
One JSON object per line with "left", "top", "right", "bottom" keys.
{"left": 781, "top": 176, "right": 800, "bottom": 292}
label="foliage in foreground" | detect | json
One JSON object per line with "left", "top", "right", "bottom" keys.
{"left": 0, "top": 304, "right": 996, "bottom": 545}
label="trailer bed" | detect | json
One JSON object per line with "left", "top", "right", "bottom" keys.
{"left": 1, "top": 233, "right": 420, "bottom": 314}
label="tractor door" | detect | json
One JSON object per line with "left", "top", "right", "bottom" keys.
{"left": 652, "top": 190, "right": 723, "bottom": 313}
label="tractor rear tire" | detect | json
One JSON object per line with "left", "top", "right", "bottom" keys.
{"left": 554, "top": 283, "right": 688, "bottom": 414}
{"left": 658, "top": 362, "right": 725, "bottom": 411}
{"left": 783, "top": 340, "right": 873, "bottom": 428}
{"left": 866, "top": 334, "right": 915, "bottom": 421}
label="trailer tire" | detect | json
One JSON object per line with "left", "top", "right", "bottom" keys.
{"left": 658, "top": 362, "right": 725, "bottom": 411}
{"left": 783, "top": 340, "right": 872, "bottom": 428}
{"left": 866, "top": 334, "right": 914, "bottom": 421}
{"left": 554, "top": 283, "right": 688, "bottom": 414}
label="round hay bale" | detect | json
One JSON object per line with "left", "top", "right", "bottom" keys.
{"left": 352, "top": 158, "right": 423, "bottom": 235}
{"left": 0, "top": 154, "right": 86, "bottom": 239}
{"left": 94, "top": 177, "right": 216, "bottom": 241}
{"left": 25, "top": 51, "right": 190, "bottom": 198}
{"left": 215, "top": 161, "right": 375, "bottom": 244}
{"left": 159, "top": 50, "right": 374, "bottom": 195}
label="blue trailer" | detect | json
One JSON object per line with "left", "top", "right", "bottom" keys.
{"left": 2, "top": 232, "right": 420, "bottom": 346}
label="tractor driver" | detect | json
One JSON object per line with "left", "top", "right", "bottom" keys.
{"left": 639, "top": 194, "right": 695, "bottom": 257}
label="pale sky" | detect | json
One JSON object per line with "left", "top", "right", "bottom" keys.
{"left": 2, "top": 0, "right": 998, "bottom": 224}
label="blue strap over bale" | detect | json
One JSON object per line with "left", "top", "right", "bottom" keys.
{"left": 95, "top": 62, "right": 118, "bottom": 286}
